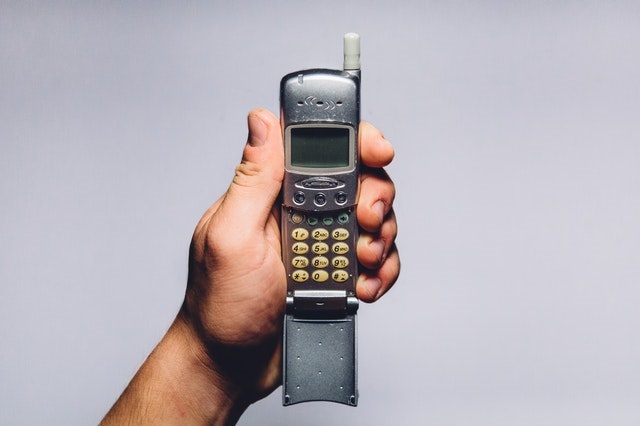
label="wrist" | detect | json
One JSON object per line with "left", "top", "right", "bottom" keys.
{"left": 102, "top": 314, "right": 250, "bottom": 426}
{"left": 162, "top": 314, "right": 251, "bottom": 425}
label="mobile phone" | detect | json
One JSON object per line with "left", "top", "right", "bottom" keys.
{"left": 281, "top": 33, "right": 361, "bottom": 406}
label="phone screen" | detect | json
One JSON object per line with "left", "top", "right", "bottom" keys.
{"left": 290, "top": 127, "right": 350, "bottom": 168}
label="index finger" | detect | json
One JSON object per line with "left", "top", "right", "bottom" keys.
{"left": 359, "top": 121, "right": 394, "bottom": 168}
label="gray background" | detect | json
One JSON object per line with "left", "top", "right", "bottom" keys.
{"left": 2, "top": 1, "right": 639, "bottom": 425}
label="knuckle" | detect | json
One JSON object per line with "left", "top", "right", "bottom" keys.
{"left": 232, "top": 161, "right": 261, "bottom": 188}
{"left": 383, "top": 247, "right": 401, "bottom": 284}
{"left": 381, "top": 211, "right": 398, "bottom": 240}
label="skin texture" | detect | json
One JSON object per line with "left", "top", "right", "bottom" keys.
{"left": 101, "top": 109, "right": 399, "bottom": 425}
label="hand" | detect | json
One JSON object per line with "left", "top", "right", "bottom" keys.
{"left": 102, "top": 108, "right": 399, "bottom": 425}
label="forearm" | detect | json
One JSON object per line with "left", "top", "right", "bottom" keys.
{"left": 101, "top": 315, "right": 249, "bottom": 426}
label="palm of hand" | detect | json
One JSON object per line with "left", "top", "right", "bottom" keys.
{"left": 184, "top": 200, "right": 286, "bottom": 401}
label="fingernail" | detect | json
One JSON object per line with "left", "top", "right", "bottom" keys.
{"left": 247, "top": 113, "right": 267, "bottom": 147}
{"left": 369, "top": 239, "right": 385, "bottom": 263}
{"left": 364, "top": 277, "right": 382, "bottom": 300}
{"left": 373, "top": 201, "right": 385, "bottom": 225}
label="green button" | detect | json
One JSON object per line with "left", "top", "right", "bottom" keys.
{"left": 337, "top": 212, "right": 349, "bottom": 224}
{"left": 307, "top": 216, "right": 319, "bottom": 226}
{"left": 322, "top": 216, "right": 334, "bottom": 226}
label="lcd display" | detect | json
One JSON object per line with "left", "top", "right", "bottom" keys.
{"left": 290, "top": 127, "right": 350, "bottom": 168}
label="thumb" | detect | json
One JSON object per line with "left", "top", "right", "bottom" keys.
{"left": 215, "top": 109, "right": 284, "bottom": 233}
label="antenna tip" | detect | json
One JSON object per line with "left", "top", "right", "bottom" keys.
{"left": 343, "top": 33, "right": 360, "bottom": 71}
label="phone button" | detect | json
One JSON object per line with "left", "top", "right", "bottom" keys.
{"left": 291, "top": 256, "right": 309, "bottom": 268}
{"left": 314, "top": 193, "right": 327, "bottom": 206}
{"left": 312, "top": 242, "right": 329, "bottom": 254}
{"left": 337, "top": 213, "right": 350, "bottom": 224}
{"left": 311, "top": 270, "right": 329, "bottom": 282}
{"left": 311, "top": 256, "right": 329, "bottom": 268}
{"left": 331, "top": 228, "right": 350, "bottom": 241}
{"left": 311, "top": 228, "right": 329, "bottom": 241}
{"left": 293, "top": 191, "right": 306, "bottom": 205}
{"left": 332, "top": 256, "right": 349, "bottom": 268}
{"left": 332, "top": 242, "right": 350, "bottom": 255}
{"left": 292, "top": 270, "right": 309, "bottom": 283}
{"left": 291, "top": 228, "right": 309, "bottom": 241}
{"left": 291, "top": 212, "right": 305, "bottom": 224}
{"left": 292, "top": 242, "right": 309, "bottom": 254}
{"left": 332, "top": 270, "right": 349, "bottom": 283}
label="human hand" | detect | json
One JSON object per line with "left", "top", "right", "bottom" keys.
{"left": 102, "top": 108, "right": 399, "bottom": 425}
{"left": 179, "top": 108, "right": 399, "bottom": 404}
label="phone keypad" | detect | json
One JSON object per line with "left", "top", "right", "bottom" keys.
{"left": 287, "top": 211, "right": 355, "bottom": 285}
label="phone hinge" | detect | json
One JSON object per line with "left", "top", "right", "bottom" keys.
{"left": 286, "top": 290, "right": 359, "bottom": 316}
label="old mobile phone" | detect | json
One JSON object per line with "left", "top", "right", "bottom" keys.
{"left": 281, "top": 33, "right": 361, "bottom": 406}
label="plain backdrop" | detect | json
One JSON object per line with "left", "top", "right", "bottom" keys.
{"left": 2, "top": 1, "right": 639, "bottom": 425}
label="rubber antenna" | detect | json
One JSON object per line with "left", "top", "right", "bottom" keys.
{"left": 343, "top": 33, "right": 360, "bottom": 71}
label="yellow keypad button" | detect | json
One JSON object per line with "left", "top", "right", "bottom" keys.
{"left": 292, "top": 242, "right": 309, "bottom": 254}
{"left": 312, "top": 270, "right": 329, "bottom": 282}
{"left": 332, "top": 270, "right": 349, "bottom": 283}
{"left": 311, "top": 242, "right": 329, "bottom": 254}
{"left": 291, "top": 213, "right": 304, "bottom": 224}
{"left": 331, "top": 228, "right": 350, "bottom": 241}
{"left": 291, "top": 228, "right": 309, "bottom": 241}
{"left": 332, "top": 256, "right": 349, "bottom": 268}
{"left": 311, "top": 228, "right": 329, "bottom": 241}
{"left": 332, "top": 242, "right": 350, "bottom": 255}
{"left": 292, "top": 270, "right": 309, "bottom": 282}
{"left": 291, "top": 256, "right": 309, "bottom": 268}
{"left": 311, "top": 256, "right": 329, "bottom": 268}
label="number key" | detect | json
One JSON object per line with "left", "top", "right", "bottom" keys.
{"left": 292, "top": 256, "right": 309, "bottom": 268}
{"left": 331, "top": 228, "right": 349, "bottom": 241}
{"left": 311, "top": 228, "right": 329, "bottom": 241}
{"left": 312, "top": 256, "right": 329, "bottom": 268}
{"left": 332, "top": 242, "right": 349, "bottom": 255}
{"left": 332, "top": 256, "right": 349, "bottom": 268}
{"left": 291, "top": 228, "right": 309, "bottom": 241}
{"left": 292, "top": 270, "right": 309, "bottom": 283}
{"left": 312, "top": 270, "right": 329, "bottom": 282}
{"left": 332, "top": 270, "right": 349, "bottom": 283}
{"left": 312, "top": 242, "right": 329, "bottom": 254}
{"left": 292, "top": 242, "right": 309, "bottom": 254}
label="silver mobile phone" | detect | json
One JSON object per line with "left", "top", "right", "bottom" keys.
{"left": 281, "top": 33, "right": 361, "bottom": 406}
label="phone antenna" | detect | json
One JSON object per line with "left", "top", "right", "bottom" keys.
{"left": 343, "top": 33, "right": 360, "bottom": 71}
